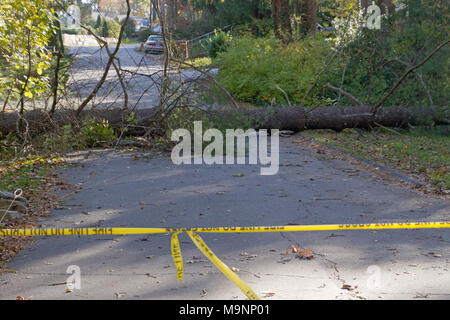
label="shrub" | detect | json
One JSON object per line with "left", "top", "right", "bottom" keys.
{"left": 121, "top": 18, "right": 136, "bottom": 38}
{"left": 205, "top": 30, "right": 232, "bottom": 58}
{"left": 138, "top": 27, "right": 152, "bottom": 42}
{"left": 335, "top": 0, "right": 449, "bottom": 107}
{"left": 79, "top": 119, "right": 117, "bottom": 147}
{"left": 94, "top": 15, "right": 102, "bottom": 29}
{"left": 62, "top": 28, "right": 81, "bottom": 35}
{"left": 107, "top": 19, "right": 121, "bottom": 38}
{"left": 101, "top": 20, "right": 108, "bottom": 37}
{"left": 216, "top": 35, "right": 337, "bottom": 106}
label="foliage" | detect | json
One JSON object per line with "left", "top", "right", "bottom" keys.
{"left": 101, "top": 20, "right": 109, "bottom": 37}
{"left": 334, "top": 0, "right": 449, "bottom": 106}
{"left": 0, "top": 156, "right": 62, "bottom": 192}
{"left": 48, "top": 14, "right": 64, "bottom": 53}
{"left": 0, "top": 0, "right": 56, "bottom": 103}
{"left": 0, "top": 133, "right": 21, "bottom": 160}
{"left": 79, "top": 119, "right": 117, "bottom": 147}
{"left": 216, "top": 35, "right": 337, "bottom": 106}
{"left": 205, "top": 30, "right": 232, "bottom": 58}
{"left": 176, "top": 0, "right": 271, "bottom": 38}
{"left": 94, "top": 15, "right": 102, "bottom": 29}
{"left": 122, "top": 17, "right": 136, "bottom": 38}
{"left": 61, "top": 27, "right": 82, "bottom": 35}
{"left": 38, "top": 118, "right": 117, "bottom": 153}
{"left": 138, "top": 27, "right": 153, "bottom": 42}
{"left": 190, "top": 0, "right": 269, "bottom": 27}
{"left": 244, "top": 18, "right": 274, "bottom": 37}
{"left": 185, "top": 56, "right": 213, "bottom": 69}
{"left": 106, "top": 19, "right": 122, "bottom": 38}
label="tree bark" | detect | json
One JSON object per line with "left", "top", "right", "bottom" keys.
{"left": 271, "top": 0, "right": 282, "bottom": 41}
{"left": 280, "top": 0, "right": 292, "bottom": 44}
{"left": 0, "top": 106, "right": 446, "bottom": 136}
{"left": 305, "top": 0, "right": 317, "bottom": 33}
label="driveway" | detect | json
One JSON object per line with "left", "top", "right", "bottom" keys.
{"left": 0, "top": 136, "right": 448, "bottom": 300}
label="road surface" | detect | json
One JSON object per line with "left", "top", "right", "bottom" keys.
{"left": 0, "top": 136, "right": 449, "bottom": 300}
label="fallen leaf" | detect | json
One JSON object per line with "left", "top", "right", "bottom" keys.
{"left": 261, "top": 291, "right": 275, "bottom": 297}
{"left": 341, "top": 284, "right": 353, "bottom": 291}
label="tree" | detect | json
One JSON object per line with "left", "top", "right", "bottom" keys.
{"left": 107, "top": 19, "right": 122, "bottom": 38}
{"left": 280, "top": 0, "right": 292, "bottom": 44}
{"left": 305, "top": 0, "right": 317, "bottom": 33}
{"left": 0, "top": 0, "right": 56, "bottom": 114}
{"left": 101, "top": 19, "right": 109, "bottom": 37}
{"left": 271, "top": 0, "right": 293, "bottom": 43}
{"left": 338, "top": 0, "right": 449, "bottom": 107}
{"left": 94, "top": 14, "right": 102, "bottom": 29}
{"left": 121, "top": 17, "right": 136, "bottom": 38}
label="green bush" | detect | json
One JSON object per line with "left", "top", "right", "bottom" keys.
{"left": 100, "top": 20, "right": 108, "bottom": 37}
{"left": 79, "top": 119, "right": 117, "bottom": 147}
{"left": 107, "top": 19, "right": 121, "bottom": 38}
{"left": 138, "top": 28, "right": 152, "bottom": 42}
{"left": 336, "top": 0, "right": 449, "bottom": 107}
{"left": 121, "top": 18, "right": 136, "bottom": 38}
{"left": 42, "top": 119, "right": 117, "bottom": 151}
{"left": 205, "top": 30, "right": 232, "bottom": 58}
{"left": 216, "top": 35, "right": 337, "bottom": 106}
{"left": 94, "top": 15, "right": 102, "bottom": 29}
{"left": 62, "top": 28, "right": 81, "bottom": 35}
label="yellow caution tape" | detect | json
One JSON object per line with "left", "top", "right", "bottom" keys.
{"left": 0, "top": 227, "right": 167, "bottom": 236}
{"left": 171, "top": 232, "right": 184, "bottom": 281}
{"left": 1, "top": 220, "right": 449, "bottom": 300}
{"left": 186, "top": 231, "right": 260, "bottom": 300}
{"left": 1, "top": 221, "right": 450, "bottom": 237}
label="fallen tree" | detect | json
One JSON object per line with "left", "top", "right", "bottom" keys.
{"left": 0, "top": 105, "right": 447, "bottom": 136}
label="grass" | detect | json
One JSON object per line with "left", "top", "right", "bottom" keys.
{"left": 0, "top": 157, "right": 63, "bottom": 194}
{"left": 0, "top": 155, "right": 64, "bottom": 269}
{"left": 185, "top": 56, "right": 214, "bottom": 69}
{"left": 302, "top": 126, "right": 449, "bottom": 192}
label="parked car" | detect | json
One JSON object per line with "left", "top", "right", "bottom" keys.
{"left": 144, "top": 35, "right": 164, "bottom": 53}
{"left": 144, "top": 35, "right": 188, "bottom": 55}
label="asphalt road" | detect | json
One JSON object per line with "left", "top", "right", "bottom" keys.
{"left": 67, "top": 44, "right": 163, "bottom": 110}
{"left": 0, "top": 136, "right": 449, "bottom": 300}
{"left": 66, "top": 44, "right": 213, "bottom": 111}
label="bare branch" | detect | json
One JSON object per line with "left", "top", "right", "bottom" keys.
{"left": 273, "top": 84, "right": 292, "bottom": 107}
{"left": 55, "top": 0, "right": 132, "bottom": 116}
{"left": 371, "top": 39, "right": 449, "bottom": 112}
{"left": 169, "top": 57, "right": 241, "bottom": 109}
{"left": 325, "top": 83, "right": 363, "bottom": 106}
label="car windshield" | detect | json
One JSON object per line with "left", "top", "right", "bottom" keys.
{"left": 147, "top": 36, "right": 163, "bottom": 42}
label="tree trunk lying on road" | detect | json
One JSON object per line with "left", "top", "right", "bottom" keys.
{"left": 0, "top": 106, "right": 447, "bottom": 136}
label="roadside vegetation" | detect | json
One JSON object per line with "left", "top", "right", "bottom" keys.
{"left": 303, "top": 126, "right": 449, "bottom": 193}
